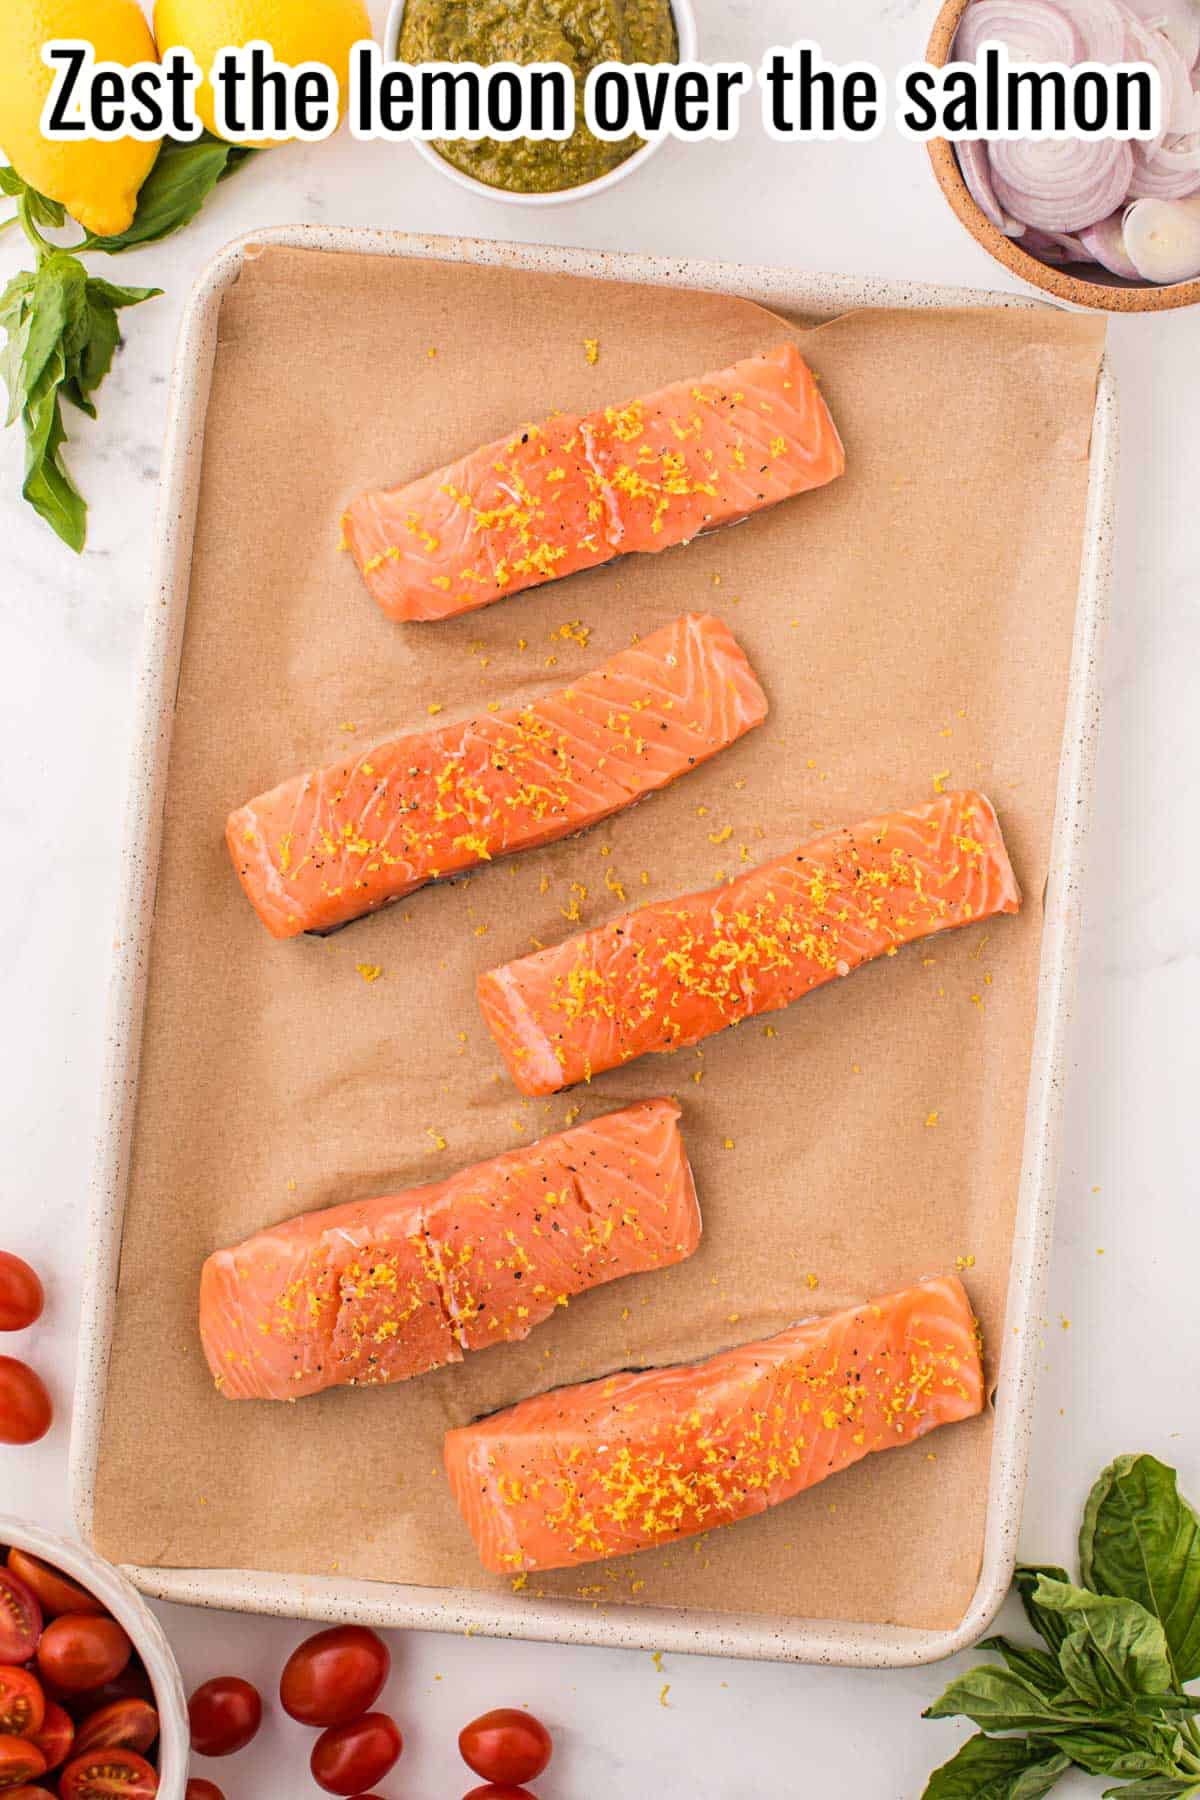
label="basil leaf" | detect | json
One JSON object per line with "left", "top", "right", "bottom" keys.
{"left": 22, "top": 359, "right": 86, "bottom": 552}
{"left": 980, "top": 1637, "right": 1069, "bottom": 1696}
{"left": 1102, "top": 1779, "right": 1200, "bottom": 1798}
{"left": 61, "top": 278, "right": 161, "bottom": 415}
{"left": 1039, "top": 1722, "right": 1182, "bottom": 1780}
{"left": 0, "top": 167, "right": 23, "bottom": 198}
{"left": 0, "top": 273, "right": 35, "bottom": 428}
{"left": 1033, "top": 1578, "right": 1175, "bottom": 1701}
{"left": 20, "top": 254, "right": 84, "bottom": 412}
{"left": 924, "top": 1665, "right": 1098, "bottom": 1733}
{"left": 922, "top": 1733, "right": 1071, "bottom": 1799}
{"left": 1081, "top": 1455, "right": 1200, "bottom": 1685}
{"left": 1015, "top": 1566, "right": 1076, "bottom": 1654}
{"left": 81, "top": 137, "right": 251, "bottom": 253}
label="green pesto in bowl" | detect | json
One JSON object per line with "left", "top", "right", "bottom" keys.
{"left": 398, "top": 0, "right": 679, "bottom": 193}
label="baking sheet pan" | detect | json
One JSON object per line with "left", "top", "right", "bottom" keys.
{"left": 70, "top": 231, "right": 1116, "bottom": 1666}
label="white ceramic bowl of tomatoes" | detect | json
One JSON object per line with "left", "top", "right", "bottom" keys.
{"left": 0, "top": 1518, "right": 189, "bottom": 1800}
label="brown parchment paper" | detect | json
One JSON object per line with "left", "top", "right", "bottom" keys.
{"left": 92, "top": 246, "right": 1106, "bottom": 1633}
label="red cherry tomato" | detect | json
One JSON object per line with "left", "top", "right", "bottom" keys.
{"left": 463, "top": 1789, "right": 541, "bottom": 1799}
{"left": 0, "top": 1576, "right": 41, "bottom": 1666}
{"left": 37, "top": 1618, "right": 131, "bottom": 1696}
{"left": 59, "top": 1746, "right": 158, "bottom": 1797}
{"left": 279, "top": 1625, "right": 390, "bottom": 1728}
{"left": 0, "top": 1735, "right": 46, "bottom": 1787}
{"left": 0, "top": 1669, "right": 44, "bottom": 1739}
{"left": 458, "top": 1710, "right": 552, "bottom": 1785}
{"left": 0, "top": 1362, "right": 51, "bottom": 1446}
{"left": 31, "top": 1700, "right": 73, "bottom": 1770}
{"left": 6, "top": 1553, "right": 103, "bottom": 1621}
{"left": 185, "top": 1784, "right": 224, "bottom": 1800}
{"left": 187, "top": 1677, "right": 261, "bottom": 1757}
{"left": 0, "top": 1259, "right": 43, "bottom": 1334}
{"left": 74, "top": 1700, "right": 158, "bottom": 1757}
{"left": 62, "top": 1666, "right": 154, "bottom": 1724}
{"left": 3, "top": 1788, "right": 57, "bottom": 1798}
{"left": 310, "top": 1713, "right": 403, "bottom": 1796}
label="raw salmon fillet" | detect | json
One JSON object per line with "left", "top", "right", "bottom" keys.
{"left": 444, "top": 1275, "right": 984, "bottom": 1573}
{"left": 479, "top": 791, "right": 1021, "bottom": 1095}
{"left": 200, "top": 1098, "right": 700, "bottom": 1402}
{"left": 343, "top": 343, "right": 845, "bottom": 622}
{"left": 226, "top": 613, "right": 767, "bottom": 939}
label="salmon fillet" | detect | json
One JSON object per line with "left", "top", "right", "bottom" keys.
{"left": 444, "top": 1275, "right": 984, "bottom": 1573}
{"left": 478, "top": 791, "right": 1021, "bottom": 1096}
{"left": 199, "top": 1098, "right": 700, "bottom": 1402}
{"left": 343, "top": 343, "right": 845, "bottom": 623}
{"left": 226, "top": 613, "right": 767, "bottom": 939}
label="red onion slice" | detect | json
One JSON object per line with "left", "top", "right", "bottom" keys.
{"left": 1020, "top": 224, "right": 1095, "bottom": 261}
{"left": 953, "top": 0, "right": 1081, "bottom": 63}
{"left": 1130, "top": 129, "right": 1200, "bottom": 195}
{"left": 1078, "top": 208, "right": 1143, "bottom": 274}
{"left": 1050, "top": 0, "right": 1131, "bottom": 61}
{"left": 990, "top": 136, "right": 1134, "bottom": 230}
{"left": 1118, "top": 0, "right": 1200, "bottom": 72}
{"left": 956, "top": 139, "right": 1026, "bottom": 233}
{"left": 1123, "top": 14, "right": 1196, "bottom": 134}
{"left": 1124, "top": 191, "right": 1200, "bottom": 276}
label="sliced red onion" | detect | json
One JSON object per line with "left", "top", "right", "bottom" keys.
{"left": 1130, "top": 129, "right": 1200, "bottom": 195}
{"left": 1123, "top": 191, "right": 1200, "bottom": 275}
{"left": 953, "top": 0, "right": 1081, "bottom": 64}
{"left": 1020, "top": 224, "right": 1096, "bottom": 261}
{"left": 990, "top": 136, "right": 1134, "bottom": 230}
{"left": 1078, "top": 208, "right": 1143, "bottom": 274}
{"left": 1049, "top": 0, "right": 1131, "bottom": 61}
{"left": 1123, "top": 14, "right": 1196, "bottom": 135}
{"left": 956, "top": 139, "right": 1026, "bottom": 233}
{"left": 1118, "top": 0, "right": 1200, "bottom": 73}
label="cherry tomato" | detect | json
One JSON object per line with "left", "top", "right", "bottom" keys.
{"left": 59, "top": 1746, "right": 158, "bottom": 1797}
{"left": 37, "top": 1618, "right": 131, "bottom": 1696}
{"left": 185, "top": 1784, "right": 224, "bottom": 1800}
{"left": 31, "top": 1700, "right": 73, "bottom": 1770}
{"left": 2, "top": 1788, "right": 57, "bottom": 1798}
{"left": 0, "top": 1576, "right": 41, "bottom": 1666}
{"left": 62, "top": 1666, "right": 154, "bottom": 1724}
{"left": 463, "top": 1789, "right": 541, "bottom": 1799}
{"left": 187, "top": 1677, "right": 261, "bottom": 1757}
{"left": 279, "top": 1625, "right": 390, "bottom": 1727}
{"left": 0, "top": 1259, "right": 43, "bottom": 1334}
{"left": 310, "top": 1713, "right": 403, "bottom": 1796}
{"left": 0, "top": 1363, "right": 51, "bottom": 1446}
{"left": 458, "top": 1710, "right": 552, "bottom": 1785}
{"left": 0, "top": 1735, "right": 46, "bottom": 1788}
{"left": 6, "top": 1553, "right": 103, "bottom": 1621}
{"left": 74, "top": 1700, "right": 158, "bottom": 1757}
{"left": 0, "top": 1670, "right": 43, "bottom": 1739}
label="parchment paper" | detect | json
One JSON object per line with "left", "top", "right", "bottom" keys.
{"left": 92, "top": 245, "right": 1105, "bottom": 1632}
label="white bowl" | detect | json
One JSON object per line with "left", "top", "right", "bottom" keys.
{"left": 0, "top": 1515, "right": 189, "bottom": 1800}
{"left": 383, "top": 0, "right": 699, "bottom": 206}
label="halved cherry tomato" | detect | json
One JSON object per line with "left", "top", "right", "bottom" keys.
{"left": 187, "top": 1676, "right": 261, "bottom": 1757}
{"left": 310, "top": 1713, "right": 403, "bottom": 1796}
{"left": 2, "top": 1787, "right": 57, "bottom": 1798}
{"left": 37, "top": 1618, "right": 132, "bottom": 1696}
{"left": 31, "top": 1700, "right": 73, "bottom": 1770}
{"left": 63, "top": 1666, "right": 154, "bottom": 1723}
{"left": 279, "top": 1625, "right": 390, "bottom": 1727}
{"left": 0, "top": 1735, "right": 46, "bottom": 1788}
{"left": 74, "top": 1700, "right": 157, "bottom": 1758}
{"left": 185, "top": 1783, "right": 224, "bottom": 1800}
{"left": 458, "top": 1710, "right": 552, "bottom": 1785}
{"left": 59, "top": 1746, "right": 157, "bottom": 1797}
{"left": 463, "top": 1789, "right": 540, "bottom": 1799}
{"left": 0, "top": 1670, "right": 43, "bottom": 1739}
{"left": 0, "top": 1362, "right": 51, "bottom": 1446}
{"left": 0, "top": 1259, "right": 43, "bottom": 1334}
{"left": 0, "top": 1577, "right": 40, "bottom": 1666}
{"left": 6, "top": 1552, "right": 103, "bottom": 1621}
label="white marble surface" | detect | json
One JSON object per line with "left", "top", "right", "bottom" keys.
{"left": 1, "top": 1, "right": 1199, "bottom": 1794}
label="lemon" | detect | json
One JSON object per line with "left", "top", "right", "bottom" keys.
{"left": 0, "top": 0, "right": 161, "bottom": 238}
{"left": 154, "top": 0, "right": 371, "bottom": 147}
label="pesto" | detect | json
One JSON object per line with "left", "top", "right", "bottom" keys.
{"left": 398, "top": 0, "right": 679, "bottom": 193}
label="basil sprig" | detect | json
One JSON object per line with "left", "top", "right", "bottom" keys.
{"left": 923, "top": 1455, "right": 1200, "bottom": 1799}
{"left": 0, "top": 138, "right": 252, "bottom": 550}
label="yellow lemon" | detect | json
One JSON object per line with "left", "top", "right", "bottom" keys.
{"left": 153, "top": 0, "right": 370, "bottom": 147}
{"left": 0, "top": 0, "right": 161, "bottom": 238}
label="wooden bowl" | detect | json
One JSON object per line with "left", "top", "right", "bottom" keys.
{"left": 928, "top": 0, "right": 1200, "bottom": 311}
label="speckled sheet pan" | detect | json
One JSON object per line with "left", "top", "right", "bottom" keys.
{"left": 71, "top": 232, "right": 1116, "bottom": 1666}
